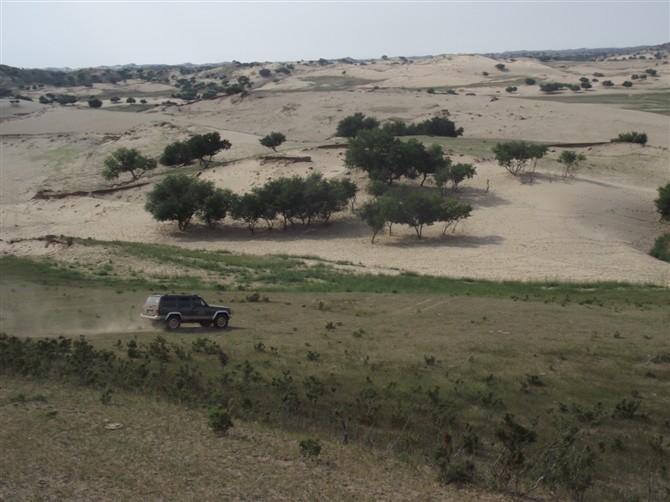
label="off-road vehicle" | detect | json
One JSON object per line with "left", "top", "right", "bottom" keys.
{"left": 141, "top": 294, "right": 232, "bottom": 330}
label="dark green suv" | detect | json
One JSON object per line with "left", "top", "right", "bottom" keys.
{"left": 141, "top": 294, "right": 232, "bottom": 330}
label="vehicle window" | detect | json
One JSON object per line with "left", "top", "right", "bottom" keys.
{"left": 145, "top": 296, "right": 160, "bottom": 307}
{"left": 161, "top": 297, "right": 177, "bottom": 309}
{"left": 177, "top": 296, "right": 192, "bottom": 308}
{"left": 194, "top": 298, "right": 206, "bottom": 307}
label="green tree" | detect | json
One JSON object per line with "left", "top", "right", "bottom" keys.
{"left": 435, "top": 162, "right": 477, "bottom": 192}
{"left": 231, "top": 191, "right": 273, "bottom": 232}
{"left": 557, "top": 150, "right": 586, "bottom": 178}
{"left": 197, "top": 187, "right": 234, "bottom": 229}
{"left": 126, "top": 96, "right": 136, "bottom": 103}
{"left": 160, "top": 141, "right": 193, "bottom": 167}
{"left": 259, "top": 132, "right": 286, "bottom": 151}
{"left": 345, "top": 128, "right": 418, "bottom": 185}
{"left": 336, "top": 112, "right": 379, "bottom": 138}
{"left": 145, "top": 174, "right": 211, "bottom": 230}
{"left": 539, "top": 82, "right": 566, "bottom": 93}
{"left": 655, "top": 183, "right": 670, "bottom": 221}
{"left": 356, "top": 199, "right": 386, "bottom": 243}
{"left": 87, "top": 98, "right": 102, "bottom": 108}
{"left": 187, "top": 132, "right": 231, "bottom": 167}
{"left": 416, "top": 143, "right": 449, "bottom": 186}
{"left": 54, "top": 94, "right": 77, "bottom": 105}
{"left": 492, "top": 141, "right": 548, "bottom": 177}
{"left": 102, "top": 147, "right": 157, "bottom": 181}
{"left": 110, "top": 96, "right": 121, "bottom": 103}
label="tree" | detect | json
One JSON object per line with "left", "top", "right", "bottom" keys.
{"left": 160, "top": 141, "right": 194, "bottom": 167}
{"left": 187, "top": 132, "right": 231, "bottom": 167}
{"left": 539, "top": 82, "right": 566, "bottom": 93}
{"left": 54, "top": 94, "right": 77, "bottom": 105}
{"left": 356, "top": 199, "right": 387, "bottom": 243}
{"left": 435, "top": 162, "right": 477, "bottom": 192}
{"left": 336, "top": 112, "right": 379, "bottom": 138}
{"left": 259, "top": 132, "right": 286, "bottom": 151}
{"left": 88, "top": 98, "right": 102, "bottom": 108}
{"left": 495, "top": 63, "right": 506, "bottom": 71}
{"left": 416, "top": 143, "right": 449, "bottom": 186}
{"left": 622, "top": 81, "right": 633, "bottom": 88}
{"left": 557, "top": 150, "right": 586, "bottom": 178}
{"left": 145, "top": 174, "right": 213, "bottom": 230}
{"left": 655, "top": 183, "right": 670, "bottom": 221}
{"left": 126, "top": 96, "right": 136, "bottom": 103}
{"left": 110, "top": 96, "right": 121, "bottom": 103}
{"left": 525, "top": 78, "right": 536, "bottom": 85}
{"left": 102, "top": 148, "right": 157, "bottom": 181}
{"left": 345, "top": 128, "right": 418, "bottom": 185}
{"left": 492, "top": 141, "right": 548, "bottom": 177}
{"left": 197, "top": 188, "right": 234, "bottom": 229}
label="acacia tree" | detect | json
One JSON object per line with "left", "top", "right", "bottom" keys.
{"left": 259, "top": 132, "right": 286, "bottom": 151}
{"left": 102, "top": 147, "right": 157, "bottom": 181}
{"left": 557, "top": 150, "right": 586, "bottom": 178}
{"left": 493, "top": 141, "right": 548, "bottom": 177}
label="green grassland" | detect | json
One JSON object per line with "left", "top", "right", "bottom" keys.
{"left": 520, "top": 90, "right": 670, "bottom": 115}
{"left": 1, "top": 244, "right": 669, "bottom": 501}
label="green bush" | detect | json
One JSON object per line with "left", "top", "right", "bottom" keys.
{"left": 611, "top": 131, "right": 647, "bottom": 145}
{"left": 207, "top": 405, "right": 233, "bottom": 436}
{"left": 654, "top": 183, "right": 670, "bottom": 221}
{"left": 299, "top": 438, "right": 321, "bottom": 457}
{"left": 649, "top": 233, "right": 670, "bottom": 262}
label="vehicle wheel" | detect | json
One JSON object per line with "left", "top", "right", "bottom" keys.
{"left": 165, "top": 316, "right": 181, "bottom": 330}
{"left": 213, "top": 314, "right": 229, "bottom": 329}
{"left": 199, "top": 321, "right": 212, "bottom": 327}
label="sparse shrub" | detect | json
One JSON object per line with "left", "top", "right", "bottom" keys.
{"left": 307, "top": 350, "right": 320, "bottom": 362}
{"left": 148, "top": 336, "right": 171, "bottom": 362}
{"left": 207, "top": 405, "right": 233, "bottom": 436}
{"left": 495, "top": 63, "right": 506, "bottom": 71}
{"left": 525, "top": 77, "right": 536, "bottom": 85}
{"left": 505, "top": 86, "right": 517, "bottom": 93}
{"left": 126, "top": 339, "right": 141, "bottom": 358}
{"left": 299, "top": 438, "right": 321, "bottom": 457}
{"left": 622, "top": 80, "right": 633, "bottom": 87}
{"left": 612, "top": 398, "right": 640, "bottom": 419}
{"left": 426, "top": 87, "right": 435, "bottom": 94}
{"left": 88, "top": 98, "right": 102, "bottom": 108}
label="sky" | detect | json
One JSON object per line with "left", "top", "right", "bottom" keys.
{"left": 1, "top": 1, "right": 669, "bottom": 69}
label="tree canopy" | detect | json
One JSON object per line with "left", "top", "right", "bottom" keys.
{"left": 336, "top": 112, "right": 380, "bottom": 138}
{"left": 160, "top": 132, "right": 232, "bottom": 168}
{"left": 102, "top": 148, "right": 157, "bottom": 181}
{"left": 259, "top": 132, "right": 286, "bottom": 151}
{"left": 145, "top": 174, "right": 216, "bottom": 230}
{"left": 492, "top": 141, "right": 548, "bottom": 177}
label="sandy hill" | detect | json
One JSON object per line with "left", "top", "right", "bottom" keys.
{"left": 1, "top": 53, "right": 669, "bottom": 285}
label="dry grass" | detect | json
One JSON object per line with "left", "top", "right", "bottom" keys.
{"left": 0, "top": 377, "right": 508, "bottom": 502}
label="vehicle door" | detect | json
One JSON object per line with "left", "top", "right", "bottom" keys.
{"left": 177, "top": 295, "right": 195, "bottom": 322}
{"left": 192, "top": 296, "right": 210, "bottom": 321}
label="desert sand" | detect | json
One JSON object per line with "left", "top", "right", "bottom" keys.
{"left": 1, "top": 54, "right": 669, "bottom": 285}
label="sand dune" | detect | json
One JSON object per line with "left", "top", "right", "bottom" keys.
{"left": 1, "top": 54, "right": 668, "bottom": 285}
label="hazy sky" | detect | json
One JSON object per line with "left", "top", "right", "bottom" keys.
{"left": 1, "top": 1, "right": 668, "bottom": 69}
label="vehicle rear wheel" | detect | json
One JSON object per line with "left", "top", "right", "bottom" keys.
{"left": 213, "top": 314, "right": 229, "bottom": 329}
{"left": 165, "top": 316, "right": 181, "bottom": 330}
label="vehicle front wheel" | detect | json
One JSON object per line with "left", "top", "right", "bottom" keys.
{"left": 213, "top": 315, "right": 229, "bottom": 329}
{"left": 165, "top": 316, "right": 181, "bottom": 330}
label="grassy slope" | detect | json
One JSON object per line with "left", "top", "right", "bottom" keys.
{"left": 1, "top": 249, "right": 669, "bottom": 501}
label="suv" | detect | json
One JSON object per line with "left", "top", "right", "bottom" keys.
{"left": 141, "top": 294, "right": 232, "bottom": 330}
